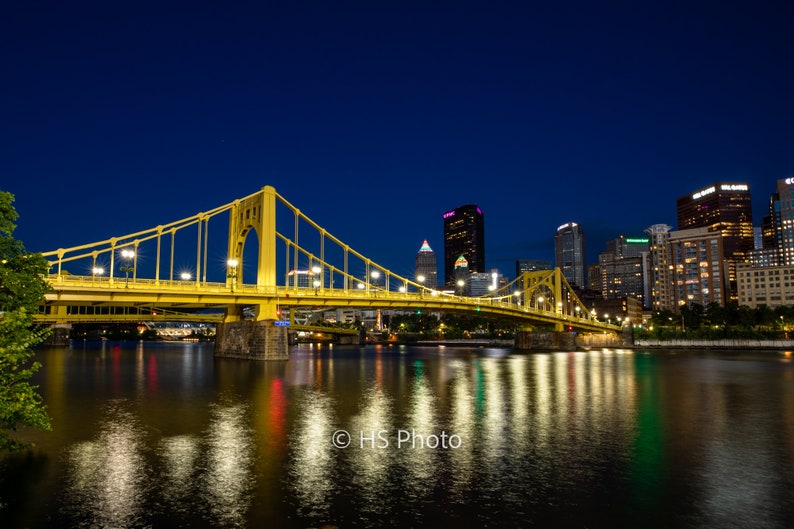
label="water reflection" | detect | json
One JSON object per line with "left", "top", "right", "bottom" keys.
{"left": 159, "top": 434, "right": 200, "bottom": 511}
{"left": 201, "top": 402, "right": 255, "bottom": 528}
{"left": 14, "top": 345, "right": 794, "bottom": 528}
{"left": 63, "top": 400, "right": 149, "bottom": 529}
{"left": 348, "top": 386, "right": 397, "bottom": 523}
{"left": 289, "top": 389, "right": 336, "bottom": 520}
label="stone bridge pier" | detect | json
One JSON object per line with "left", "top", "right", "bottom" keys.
{"left": 215, "top": 320, "right": 289, "bottom": 360}
{"left": 515, "top": 330, "right": 626, "bottom": 350}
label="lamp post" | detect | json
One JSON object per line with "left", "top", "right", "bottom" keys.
{"left": 417, "top": 274, "right": 425, "bottom": 298}
{"left": 227, "top": 259, "right": 239, "bottom": 292}
{"left": 514, "top": 290, "right": 521, "bottom": 306}
{"left": 575, "top": 305, "right": 581, "bottom": 318}
{"left": 457, "top": 279, "right": 465, "bottom": 297}
{"left": 537, "top": 295, "right": 544, "bottom": 311}
{"left": 180, "top": 272, "right": 191, "bottom": 287}
{"left": 92, "top": 267, "right": 104, "bottom": 285}
{"left": 312, "top": 265, "right": 322, "bottom": 295}
{"left": 120, "top": 249, "right": 135, "bottom": 288}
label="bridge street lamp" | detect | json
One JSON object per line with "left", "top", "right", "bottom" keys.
{"left": 312, "top": 265, "right": 322, "bottom": 295}
{"left": 417, "top": 274, "right": 425, "bottom": 298}
{"left": 227, "top": 259, "right": 239, "bottom": 292}
{"left": 92, "top": 266, "right": 104, "bottom": 285}
{"left": 537, "top": 295, "right": 544, "bottom": 311}
{"left": 457, "top": 279, "right": 465, "bottom": 297}
{"left": 120, "top": 248, "right": 135, "bottom": 288}
{"left": 180, "top": 272, "right": 191, "bottom": 286}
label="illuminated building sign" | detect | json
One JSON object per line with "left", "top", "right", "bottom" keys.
{"left": 625, "top": 238, "right": 649, "bottom": 244}
{"left": 692, "top": 183, "right": 748, "bottom": 200}
{"left": 557, "top": 222, "right": 578, "bottom": 232}
{"left": 692, "top": 186, "right": 715, "bottom": 200}
{"left": 785, "top": 177, "right": 794, "bottom": 185}
{"left": 720, "top": 184, "right": 748, "bottom": 191}
{"left": 443, "top": 211, "right": 455, "bottom": 219}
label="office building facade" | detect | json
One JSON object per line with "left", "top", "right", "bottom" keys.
{"left": 598, "top": 236, "right": 649, "bottom": 305}
{"left": 645, "top": 224, "right": 673, "bottom": 312}
{"left": 515, "top": 259, "right": 552, "bottom": 279}
{"left": 555, "top": 222, "right": 586, "bottom": 289}
{"left": 668, "top": 228, "right": 727, "bottom": 308}
{"left": 443, "top": 204, "right": 485, "bottom": 286}
{"left": 677, "top": 182, "right": 753, "bottom": 301}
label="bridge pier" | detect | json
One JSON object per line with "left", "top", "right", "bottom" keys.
{"left": 515, "top": 330, "right": 624, "bottom": 350}
{"left": 44, "top": 324, "right": 72, "bottom": 346}
{"left": 214, "top": 320, "right": 289, "bottom": 360}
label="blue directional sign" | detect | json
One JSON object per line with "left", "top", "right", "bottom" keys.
{"left": 273, "top": 320, "right": 290, "bottom": 327}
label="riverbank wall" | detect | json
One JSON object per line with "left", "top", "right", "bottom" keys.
{"left": 634, "top": 339, "right": 794, "bottom": 349}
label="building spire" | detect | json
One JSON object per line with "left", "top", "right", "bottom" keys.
{"left": 418, "top": 239, "right": 433, "bottom": 252}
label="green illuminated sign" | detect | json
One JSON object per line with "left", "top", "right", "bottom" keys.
{"left": 625, "top": 238, "right": 649, "bottom": 244}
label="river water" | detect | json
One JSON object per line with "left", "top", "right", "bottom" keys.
{"left": 1, "top": 342, "right": 793, "bottom": 528}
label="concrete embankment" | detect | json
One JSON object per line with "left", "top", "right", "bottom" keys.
{"left": 634, "top": 339, "right": 794, "bottom": 349}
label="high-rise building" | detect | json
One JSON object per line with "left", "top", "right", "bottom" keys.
{"left": 764, "top": 178, "right": 794, "bottom": 266}
{"left": 645, "top": 224, "right": 673, "bottom": 312}
{"left": 677, "top": 182, "right": 753, "bottom": 301}
{"left": 554, "top": 222, "right": 586, "bottom": 289}
{"left": 414, "top": 239, "right": 438, "bottom": 288}
{"left": 516, "top": 259, "right": 552, "bottom": 279}
{"left": 668, "top": 227, "right": 727, "bottom": 308}
{"left": 443, "top": 204, "right": 485, "bottom": 286}
{"left": 598, "top": 236, "right": 649, "bottom": 305}
{"left": 452, "top": 254, "right": 470, "bottom": 293}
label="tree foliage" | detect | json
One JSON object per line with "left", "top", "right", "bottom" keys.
{"left": 0, "top": 191, "right": 52, "bottom": 452}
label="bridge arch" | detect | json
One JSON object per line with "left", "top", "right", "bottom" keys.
{"left": 227, "top": 186, "right": 277, "bottom": 290}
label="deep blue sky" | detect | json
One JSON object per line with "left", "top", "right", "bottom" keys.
{"left": 3, "top": 1, "right": 793, "bottom": 281}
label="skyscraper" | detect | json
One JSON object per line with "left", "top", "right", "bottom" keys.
{"left": 443, "top": 204, "right": 485, "bottom": 286}
{"left": 414, "top": 239, "right": 438, "bottom": 289}
{"left": 555, "top": 222, "right": 586, "bottom": 289}
{"left": 676, "top": 182, "right": 753, "bottom": 259}
{"left": 762, "top": 177, "right": 794, "bottom": 265}
{"left": 677, "top": 182, "right": 753, "bottom": 301}
{"left": 645, "top": 224, "right": 673, "bottom": 311}
{"left": 598, "top": 236, "right": 648, "bottom": 305}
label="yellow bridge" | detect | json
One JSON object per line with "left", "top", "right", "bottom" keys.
{"left": 38, "top": 186, "right": 619, "bottom": 342}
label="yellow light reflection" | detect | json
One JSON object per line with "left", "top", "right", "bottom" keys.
{"left": 203, "top": 403, "right": 255, "bottom": 527}
{"left": 290, "top": 390, "right": 335, "bottom": 519}
{"left": 65, "top": 404, "right": 147, "bottom": 528}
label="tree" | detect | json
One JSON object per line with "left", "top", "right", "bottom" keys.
{"left": 0, "top": 191, "right": 51, "bottom": 452}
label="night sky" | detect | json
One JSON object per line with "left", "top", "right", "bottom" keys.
{"left": 3, "top": 1, "right": 793, "bottom": 281}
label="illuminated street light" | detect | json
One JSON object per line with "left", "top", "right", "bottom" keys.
{"left": 227, "top": 258, "right": 239, "bottom": 292}
{"left": 514, "top": 290, "right": 521, "bottom": 306}
{"left": 457, "top": 279, "right": 465, "bottom": 296}
{"left": 120, "top": 248, "right": 135, "bottom": 288}
{"left": 537, "top": 295, "right": 544, "bottom": 311}
{"left": 180, "top": 272, "right": 191, "bottom": 281}
{"left": 417, "top": 274, "right": 425, "bottom": 297}
{"left": 92, "top": 266, "right": 104, "bottom": 285}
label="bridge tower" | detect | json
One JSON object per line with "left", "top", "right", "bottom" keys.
{"left": 216, "top": 185, "right": 288, "bottom": 359}
{"left": 225, "top": 185, "right": 278, "bottom": 321}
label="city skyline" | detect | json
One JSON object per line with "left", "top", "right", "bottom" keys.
{"left": 3, "top": 2, "right": 793, "bottom": 279}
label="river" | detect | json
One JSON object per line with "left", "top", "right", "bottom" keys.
{"left": 1, "top": 342, "right": 793, "bottom": 528}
